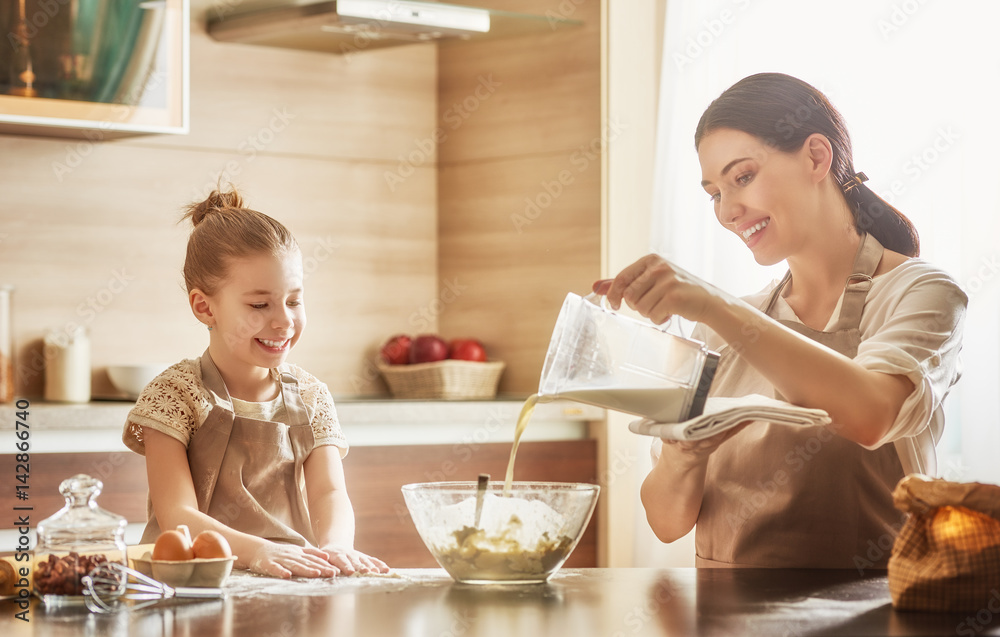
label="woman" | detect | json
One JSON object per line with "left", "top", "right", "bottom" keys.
{"left": 595, "top": 73, "right": 966, "bottom": 568}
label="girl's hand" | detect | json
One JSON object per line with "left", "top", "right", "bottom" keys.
{"left": 248, "top": 542, "right": 338, "bottom": 579}
{"left": 319, "top": 545, "right": 390, "bottom": 576}
{"left": 593, "top": 254, "right": 717, "bottom": 325}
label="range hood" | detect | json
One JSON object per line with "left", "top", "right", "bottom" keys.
{"left": 207, "top": 0, "right": 493, "bottom": 54}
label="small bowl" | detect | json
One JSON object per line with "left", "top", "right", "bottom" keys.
{"left": 131, "top": 553, "right": 236, "bottom": 588}
{"left": 401, "top": 481, "right": 599, "bottom": 585}
{"left": 106, "top": 364, "right": 170, "bottom": 399}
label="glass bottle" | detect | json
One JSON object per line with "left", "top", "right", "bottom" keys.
{"left": 34, "top": 474, "right": 128, "bottom": 604}
{"left": 0, "top": 285, "right": 13, "bottom": 403}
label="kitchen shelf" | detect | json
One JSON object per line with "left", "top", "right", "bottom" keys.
{"left": 206, "top": 0, "right": 583, "bottom": 55}
{"left": 0, "top": 0, "right": 189, "bottom": 140}
{"left": 0, "top": 398, "right": 604, "bottom": 453}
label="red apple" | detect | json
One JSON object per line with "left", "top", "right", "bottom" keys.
{"left": 449, "top": 338, "right": 487, "bottom": 362}
{"left": 380, "top": 334, "right": 412, "bottom": 365}
{"left": 409, "top": 334, "right": 449, "bottom": 364}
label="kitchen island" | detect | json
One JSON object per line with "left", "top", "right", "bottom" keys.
{"left": 3, "top": 567, "right": 997, "bottom": 636}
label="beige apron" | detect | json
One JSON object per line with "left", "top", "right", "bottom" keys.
{"left": 142, "top": 350, "right": 317, "bottom": 546}
{"left": 695, "top": 233, "right": 905, "bottom": 568}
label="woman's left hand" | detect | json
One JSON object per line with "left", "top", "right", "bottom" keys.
{"left": 319, "top": 544, "right": 390, "bottom": 576}
{"left": 593, "top": 254, "right": 717, "bottom": 325}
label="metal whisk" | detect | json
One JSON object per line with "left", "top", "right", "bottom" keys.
{"left": 82, "top": 562, "right": 225, "bottom": 613}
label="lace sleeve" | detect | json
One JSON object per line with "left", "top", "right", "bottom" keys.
{"left": 122, "top": 360, "right": 211, "bottom": 455}
{"left": 288, "top": 364, "right": 349, "bottom": 457}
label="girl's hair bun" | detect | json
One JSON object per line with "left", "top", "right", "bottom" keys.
{"left": 184, "top": 188, "right": 246, "bottom": 227}
{"left": 180, "top": 184, "right": 298, "bottom": 295}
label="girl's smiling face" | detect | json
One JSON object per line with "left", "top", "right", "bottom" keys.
{"left": 698, "top": 128, "right": 820, "bottom": 266}
{"left": 204, "top": 249, "right": 306, "bottom": 379}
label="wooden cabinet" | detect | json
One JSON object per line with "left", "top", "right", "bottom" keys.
{"left": 0, "top": 0, "right": 188, "bottom": 139}
{"left": 0, "top": 439, "right": 598, "bottom": 567}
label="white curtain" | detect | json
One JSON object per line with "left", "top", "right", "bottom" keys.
{"left": 637, "top": 0, "right": 1000, "bottom": 567}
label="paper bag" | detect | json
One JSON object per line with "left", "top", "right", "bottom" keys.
{"left": 888, "top": 474, "right": 1000, "bottom": 611}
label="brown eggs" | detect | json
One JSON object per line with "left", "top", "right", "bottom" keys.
{"left": 152, "top": 525, "right": 195, "bottom": 561}
{"left": 191, "top": 530, "right": 233, "bottom": 559}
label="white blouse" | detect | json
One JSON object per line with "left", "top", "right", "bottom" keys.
{"left": 691, "top": 258, "right": 967, "bottom": 476}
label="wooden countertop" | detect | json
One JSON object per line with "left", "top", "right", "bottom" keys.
{"left": 4, "top": 567, "right": 998, "bottom": 636}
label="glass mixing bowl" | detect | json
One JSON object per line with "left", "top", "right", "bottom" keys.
{"left": 401, "top": 481, "right": 599, "bottom": 584}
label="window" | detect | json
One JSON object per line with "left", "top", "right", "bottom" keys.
{"left": 652, "top": 0, "right": 1000, "bottom": 483}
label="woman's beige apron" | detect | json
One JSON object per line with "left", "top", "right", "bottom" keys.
{"left": 695, "top": 233, "right": 904, "bottom": 568}
{"left": 141, "top": 351, "right": 316, "bottom": 546}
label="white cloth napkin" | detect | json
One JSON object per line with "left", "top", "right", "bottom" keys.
{"left": 628, "top": 393, "right": 832, "bottom": 441}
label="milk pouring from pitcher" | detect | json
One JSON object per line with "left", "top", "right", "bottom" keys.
{"left": 537, "top": 293, "right": 719, "bottom": 423}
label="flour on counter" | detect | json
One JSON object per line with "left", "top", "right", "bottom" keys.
{"left": 223, "top": 568, "right": 449, "bottom": 597}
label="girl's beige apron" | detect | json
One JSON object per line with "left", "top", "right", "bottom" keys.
{"left": 696, "top": 233, "right": 904, "bottom": 568}
{"left": 141, "top": 351, "right": 316, "bottom": 546}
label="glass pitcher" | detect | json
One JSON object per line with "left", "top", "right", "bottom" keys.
{"left": 538, "top": 293, "right": 719, "bottom": 423}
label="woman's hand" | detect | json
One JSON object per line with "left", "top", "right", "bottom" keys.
{"left": 248, "top": 542, "right": 339, "bottom": 579}
{"left": 319, "top": 545, "right": 390, "bottom": 576}
{"left": 657, "top": 421, "right": 750, "bottom": 468}
{"left": 641, "top": 422, "right": 750, "bottom": 542}
{"left": 593, "top": 254, "right": 718, "bottom": 325}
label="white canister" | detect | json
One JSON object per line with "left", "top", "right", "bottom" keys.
{"left": 44, "top": 327, "right": 91, "bottom": 403}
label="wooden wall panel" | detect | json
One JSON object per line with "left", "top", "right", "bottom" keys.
{"left": 0, "top": 15, "right": 438, "bottom": 398}
{"left": 437, "top": 1, "right": 602, "bottom": 394}
{"left": 437, "top": 1, "right": 602, "bottom": 164}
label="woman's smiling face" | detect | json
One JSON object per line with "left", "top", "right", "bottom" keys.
{"left": 698, "top": 128, "right": 819, "bottom": 266}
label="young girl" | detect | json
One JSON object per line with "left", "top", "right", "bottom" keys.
{"left": 123, "top": 188, "right": 388, "bottom": 578}
{"left": 596, "top": 73, "right": 967, "bottom": 568}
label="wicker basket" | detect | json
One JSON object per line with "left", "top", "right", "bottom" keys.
{"left": 378, "top": 359, "right": 506, "bottom": 400}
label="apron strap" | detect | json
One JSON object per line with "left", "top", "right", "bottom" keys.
{"left": 762, "top": 271, "right": 792, "bottom": 316}
{"left": 759, "top": 232, "right": 884, "bottom": 329}
{"left": 276, "top": 366, "right": 315, "bottom": 461}
{"left": 830, "top": 232, "right": 884, "bottom": 332}
{"left": 188, "top": 350, "right": 237, "bottom": 512}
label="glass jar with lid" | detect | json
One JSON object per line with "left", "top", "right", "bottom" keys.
{"left": 34, "top": 474, "right": 127, "bottom": 604}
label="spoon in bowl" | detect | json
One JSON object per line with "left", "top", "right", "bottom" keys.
{"left": 474, "top": 473, "right": 490, "bottom": 528}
